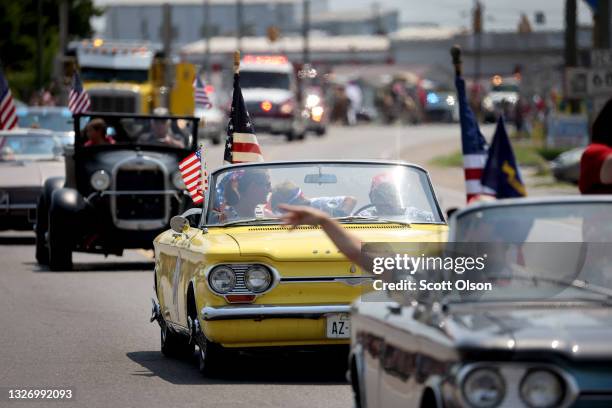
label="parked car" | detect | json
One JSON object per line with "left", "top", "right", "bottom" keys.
{"left": 551, "top": 147, "right": 585, "bottom": 185}
{"left": 424, "top": 90, "right": 459, "bottom": 122}
{"left": 16, "top": 106, "right": 74, "bottom": 145}
{"left": 150, "top": 160, "right": 447, "bottom": 375}
{"left": 0, "top": 128, "right": 65, "bottom": 231}
{"left": 349, "top": 196, "right": 612, "bottom": 408}
{"left": 35, "top": 112, "right": 199, "bottom": 270}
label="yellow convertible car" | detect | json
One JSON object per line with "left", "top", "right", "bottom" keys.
{"left": 151, "top": 160, "right": 447, "bottom": 374}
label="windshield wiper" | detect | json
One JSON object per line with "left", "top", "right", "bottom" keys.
{"left": 334, "top": 215, "right": 411, "bottom": 227}
{"left": 220, "top": 217, "right": 281, "bottom": 227}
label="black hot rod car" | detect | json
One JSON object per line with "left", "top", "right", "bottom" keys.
{"left": 36, "top": 112, "right": 200, "bottom": 270}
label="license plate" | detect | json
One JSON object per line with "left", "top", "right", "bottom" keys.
{"left": 326, "top": 314, "right": 351, "bottom": 338}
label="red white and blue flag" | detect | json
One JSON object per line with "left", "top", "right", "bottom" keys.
{"left": 68, "top": 71, "right": 91, "bottom": 114}
{"left": 224, "top": 73, "right": 263, "bottom": 164}
{"left": 455, "top": 75, "right": 493, "bottom": 202}
{"left": 179, "top": 147, "right": 208, "bottom": 205}
{"left": 194, "top": 75, "right": 212, "bottom": 109}
{"left": 0, "top": 69, "right": 18, "bottom": 130}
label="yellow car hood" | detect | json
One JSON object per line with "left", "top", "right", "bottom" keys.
{"left": 223, "top": 224, "right": 447, "bottom": 261}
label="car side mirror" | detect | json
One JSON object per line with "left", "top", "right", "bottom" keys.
{"left": 446, "top": 207, "right": 459, "bottom": 220}
{"left": 170, "top": 215, "right": 188, "bottom": 233}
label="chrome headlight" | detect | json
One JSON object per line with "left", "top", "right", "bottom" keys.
{"left": 172, "top": 171, "right": 185, "bottom": 190}
{"left": 209, "top": 266, "right": 236, "bottom": 294}
{"left": 245, "top": 265, "right": 272, "bottom": 293}
{"left": 462, "top": 368, "right": 505, "bottom": 408}
{"left": 90, "top": 170, "right": 110, "bottom": 191}
{"left": 520, "top": 370, "right": 564, "bottom": 408}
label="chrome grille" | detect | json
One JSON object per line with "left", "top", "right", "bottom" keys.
{"left": 228, "top": 264, "right": 252, "bottom": 294}
{"left": 111, "top": 157, "right": 170, "bottom": 230}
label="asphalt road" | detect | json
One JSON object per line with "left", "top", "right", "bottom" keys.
{"left": 0, "top": 124, "right": 463, "bottom": 408}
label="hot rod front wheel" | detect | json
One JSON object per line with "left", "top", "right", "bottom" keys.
{"left": 35, "top": 196, "right": 48, "bottom": 265}
{"left": 47, "top": 210, "right": 72, "bottom": 271}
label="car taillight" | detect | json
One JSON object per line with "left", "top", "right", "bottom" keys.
{"left": 261, "top": 100, "right": 273, "bottom": 112}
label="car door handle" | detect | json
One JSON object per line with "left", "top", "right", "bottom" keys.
{"left": 387, "top": 304, "right": 402, "bottom": 315}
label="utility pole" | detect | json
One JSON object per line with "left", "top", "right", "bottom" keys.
{"left": 36, "top": 0, "right": 43, "bottom": 91}
{"left": 473, "top": 1, "right": 483, "bottom": 84}
{"left": 564, "top": 0, "right": 579, "bottom": 113}
{"left": 202, "top": 0, "right": 211, "bottom": 74}
{"left": 58, "top": 0, "right": 69, "bottom": 104}
{"left": 302, "top": 0, "right": 310, "bottom": 65}
{"left": 594, "top": 0, "right": 611, "bottom": 48}
{"left": 161, "top": 3, "right": 173, "bottom": 109}
{"left": 236, "top": 0, "right": 243, "bottom": 51}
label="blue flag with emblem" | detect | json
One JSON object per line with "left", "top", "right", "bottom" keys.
{"left": 481, "top": 117, "right": 527, "bottom": 198}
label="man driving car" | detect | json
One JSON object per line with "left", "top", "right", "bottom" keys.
{"left": 138, "top": 108, "right": 185, "bottom": 148}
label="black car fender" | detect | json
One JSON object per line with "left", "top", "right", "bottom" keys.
{"left": 49, "top": 187, "right": 87, "bottom": 216}
{"left": 43, "top": 177, "right": 65, "bottom": 206}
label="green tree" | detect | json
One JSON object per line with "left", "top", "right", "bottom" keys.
{"left": 0, "top": 0, "right": 102, "bottom": 100}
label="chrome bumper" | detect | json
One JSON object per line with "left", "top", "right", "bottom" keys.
{"left": 201, "top": 304, "right": 351, "bottom": 321}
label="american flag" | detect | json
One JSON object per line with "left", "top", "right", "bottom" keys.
{"left": 193, "top": 74, "right": 212, "bottom": 109}
{"left": 68, "top": 71, "right": 91, "bottom": 114}
{"left": 455, "top": 75, "right": 493, "bottom": 202}
{"left": 224, "top": 73, "right": 263, "bottom": 164}
{"left": 0, "top": 69, "right": 18, "bottom": 130}
{"left": 179, "top": 147, "right": 207, "bottom": 205}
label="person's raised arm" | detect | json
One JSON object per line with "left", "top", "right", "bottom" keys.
{"left": 279, "top": 204, "right": 367, "bottom": 270}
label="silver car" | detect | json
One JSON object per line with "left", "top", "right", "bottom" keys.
{"left": 349, "top": 196, "right": 612, "bottom": 408}
{"left": 0, "top": 128, "right": 65, "bottom": 231}
{"left": 16, "top": 106, "right": 74, "bottom": 146}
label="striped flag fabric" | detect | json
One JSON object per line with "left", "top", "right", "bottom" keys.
{"left": 0, "top": 69, "right": 18, "bottom": 130}
{"left": 224, "top": 73, "right": 263, "bottom": 164}
{"left": 455, "top": 75, "right": 493, "bottom": 202}
{"left": 179, "top": 147, "right": 206, "bottom": 205}
{"left": 68, "top": 71, "right": 91, "bottom": 114}
{"left": 194, "top": 74, "right": 212, "bottom": 109}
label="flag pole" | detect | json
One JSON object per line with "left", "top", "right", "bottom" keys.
{"left": 233, "top": 50, "right": 241, "bottom": 75}
{"left": 451, "top": 45, "right": 462, "bottom": 78}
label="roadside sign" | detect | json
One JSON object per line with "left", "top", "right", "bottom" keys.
{"left": 591, "top": 49, "right": 612, "bottom": 68}
{"left": 546, "top": 114, "right": 589, "bottom": 148}
{"left": 565, "top": 67, "right": 612, "bottom": 98}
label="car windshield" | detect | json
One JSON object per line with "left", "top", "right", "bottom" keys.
{"left": 0, "top": 134, "right": 62, "bottom": 161}
{"left": 206, "top": 163, "right": 443, "bottom": 225}
{"left": 491, "top": 84, "right": 519, "bottom": 93}
{"left": 443, "top": 202, "right": 612, "bottom": 304}
{"left": 80, "top": 67, "right": 149, "bottom": 83}
{"left": 75, "top": 115, "right": 194, "bottom": 149}
{"left": 17, "top": 109, "right": 73, "bottom": 132}
{"left": 240, "top": 71, "right": 291, "bottom": 90}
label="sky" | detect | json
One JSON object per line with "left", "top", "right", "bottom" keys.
{"left": 328, "top": 0, "right": 594, "bottom": 31}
